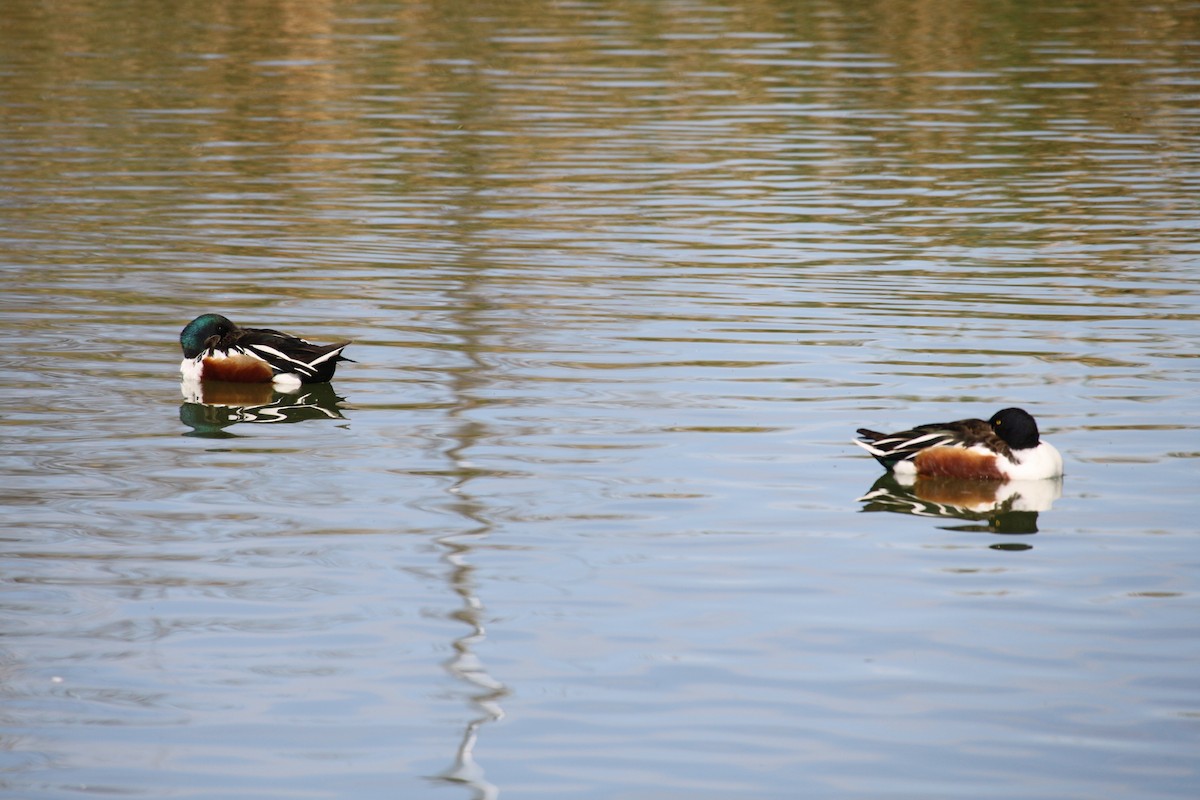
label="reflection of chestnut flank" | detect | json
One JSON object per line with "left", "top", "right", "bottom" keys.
{"left": 910, "top": 477, "right": 1000, "bottom": 508}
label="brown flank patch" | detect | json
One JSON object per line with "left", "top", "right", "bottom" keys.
{"left": 913, "top": 447, "right": 1005, "bottom": 481}
{"left": 202, "top": 354, "right": 274, "bottom": 383}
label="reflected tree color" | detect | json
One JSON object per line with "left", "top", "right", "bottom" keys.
{"left": 2, "top": 0, "right": 1195, "bottom": 274}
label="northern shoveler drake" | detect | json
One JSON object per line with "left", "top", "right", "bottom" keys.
{"left": 854, "top": 407, "right": 1063, "bottom": 481}
{"left": 180, "top": 313, "right": 352, "bottom": 387}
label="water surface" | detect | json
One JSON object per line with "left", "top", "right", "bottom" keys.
{"left": 2, "top": 1, "right": 1198, "bottom": 798}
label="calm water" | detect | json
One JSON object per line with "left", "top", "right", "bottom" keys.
{"left": 2, "top": 1, "right": 1199, "bottom": 798}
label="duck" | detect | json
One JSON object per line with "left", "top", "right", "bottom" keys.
{"left": 854, "top": 407, "right": 1063, "bottom": 481}
{"left": 179, "top": 313, "right": 352, "bottom": 387}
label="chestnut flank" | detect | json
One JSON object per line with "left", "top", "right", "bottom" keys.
{"left": 913, "top": 447, "right": 1005, "bottom": 481}
{"left": 201, "top": 354, "right": 274, "bottom": 383}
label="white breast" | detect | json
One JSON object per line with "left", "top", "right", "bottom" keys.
{"left": 1004, "top": 442, "right": 1064, "bottom": 480}
{"left": 179, "top": 356, "right": 204, "bottom": 382}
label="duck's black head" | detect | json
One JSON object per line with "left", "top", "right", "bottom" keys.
{"left": 989, "top": 407, "right": 1041, "bottom": 450}
{"left": 180, "top": 313, "right": 236, "bottom": 358}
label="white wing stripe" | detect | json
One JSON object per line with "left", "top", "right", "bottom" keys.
{"left": 854, "top": 440, "right": 888, "bottom": 457}
{"left": 230, "top": 346, "right": 270, "bottom": 363}
{"left": 306, "top": 346, "right": 346, "bottom": 366}
{"left": 897, "top": 432, "right": 952, "bottom": 449}
{"left": 246, "top": 344, "right": 318, "bottom": 375}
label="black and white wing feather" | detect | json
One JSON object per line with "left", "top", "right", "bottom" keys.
{"left": 234, "top": 328, "right": 352, "bottom": 383}
{"left": 855, "top": 418, "right": 1006, "bottom": 467}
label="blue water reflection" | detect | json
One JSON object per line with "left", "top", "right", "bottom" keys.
{"left": 1, "top": 0, "right": 1198, "bottom": 798}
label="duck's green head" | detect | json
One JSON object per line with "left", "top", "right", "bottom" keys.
{"left": 180, "top": 313, "right": 236, "bottom": 358}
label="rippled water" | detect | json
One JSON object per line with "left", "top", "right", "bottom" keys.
{"left": 2, "top": 1, "right": 1199, "bottom": 798}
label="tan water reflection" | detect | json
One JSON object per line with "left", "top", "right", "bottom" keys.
{"left": 4, "top": 0, "right": 1196, "bottom": 262}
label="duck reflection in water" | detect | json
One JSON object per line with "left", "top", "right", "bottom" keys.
{"left": 858, "top": 472, "right": 1063, "bottom": 536}
{"left": 179, "top": 379, "right": 347, "bottom": 438}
